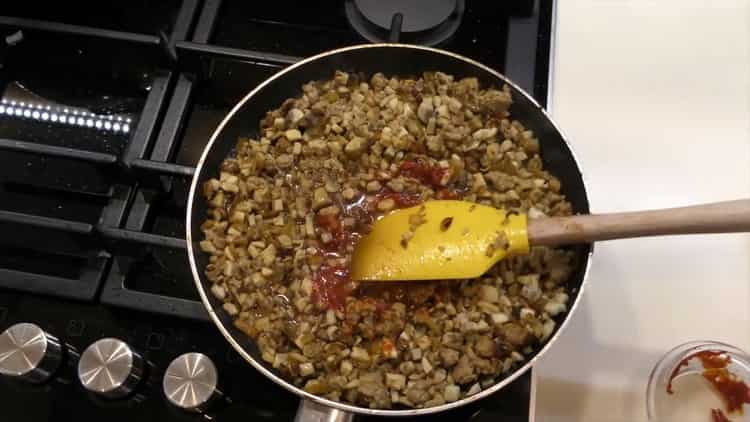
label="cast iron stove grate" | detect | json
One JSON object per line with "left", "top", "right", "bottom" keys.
{"left": 0, "top": 1, "right": 553, "bottom": 421}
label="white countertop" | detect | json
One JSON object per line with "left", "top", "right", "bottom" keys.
{"left": 535, "top": 1, "right": 750, "bottom": 421}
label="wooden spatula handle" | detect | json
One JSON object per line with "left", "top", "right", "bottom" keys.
{"left": 527, "top": 199, "right": 750, "bottom": 247}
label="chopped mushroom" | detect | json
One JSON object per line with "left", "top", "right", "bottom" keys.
{"left": 199, "top": 71, "right": 576, "bottom": 409}
{"left": 452, "top": 355, "right": 476, "bottom": 385}
{"left": 444, "top": 385, "right": 460, "bottom": 402}
{"left": 385, "top": 373, "right": 406, "bottom": 390}
{"left": 312, "top": 188, "right": 332, "bottom": 210}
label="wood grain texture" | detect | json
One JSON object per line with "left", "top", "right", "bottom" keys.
{"left": 527, "top": 199, "right": 750, "bottom": 247}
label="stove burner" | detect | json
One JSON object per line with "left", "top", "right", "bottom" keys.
{"left": 0, "top": 0, "right": 552, "bottom": 419}
{"left": 345, "top": 0, "right": 465, "bottom": 46}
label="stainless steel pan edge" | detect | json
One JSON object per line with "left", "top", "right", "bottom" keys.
{"left": 186, "top": 43, "right": 594, "bottom": 419}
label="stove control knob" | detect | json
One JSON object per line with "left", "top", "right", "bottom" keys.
{"left": 163, "top": 353, "right": 221, "bottom": 412}
{"left": 78, "top": 338, "right": 144, "bottom": 398}
{"left": 0, "top": 323, "right": 63, "bottom": 383}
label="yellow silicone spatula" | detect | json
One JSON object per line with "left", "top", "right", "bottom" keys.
{"left": 350, "top": 199, "right": 750, "bottom": 281}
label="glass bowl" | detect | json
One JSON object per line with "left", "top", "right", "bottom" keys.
{"left": 647, "top": 340, "right": 750, "bottom": 422}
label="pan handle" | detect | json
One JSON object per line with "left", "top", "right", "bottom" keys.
{"left": 294, "top": 399, "right": 355, "bottom": 422}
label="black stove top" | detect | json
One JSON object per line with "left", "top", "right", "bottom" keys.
{"left": 0, "top": 1, "right": 554, "bottom": 420}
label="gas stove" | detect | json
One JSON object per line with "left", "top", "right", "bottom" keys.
{"left": 0, "top": 1, "right": 553, "bottom": 421}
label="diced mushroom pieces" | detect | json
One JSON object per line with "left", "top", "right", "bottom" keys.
{"left": 517, "top": 274, "right": 540, "bottom": 286}
{"left": 200, "top": 240, "right": 217, "bottom": 254}
{"left": 319, "top": 205, "right": 340, "bottom": 216}
{"left": 251, "top": 272, "right": 266, "bottom": 287}
{"left": 466, "top": 382, "right": 482, "bottom": 396}
{"left": 287, "top": 108, "right": 304, "bottom": 124}
{"left": 276, "top": 154, "right": 294, "bottom": 168}
{"left": 410, "top": 348, "right": 422, "bottom": 361}
{"left": 385, "top": 373, "right": 406, "bottom": 390}
{"left": 340, "top": 360, "right": 353, "bottom": 375}
{"left": 366, "top": 180, "right": 382, "bottom": 193}
{"left": 309, "top": 139, "right": 328, "bottom": 154}
{"left": 417, "top": 98, "right": 434, "bottom": 123}
{"left": 351, "top": 347, "right": 371, "bottom": 363}
{"left": 444, "top": 385, "right": 460, "bottom": 402}
{"left": 491, "top": 313, "right": 509, "bottom": 327}
{"left": 358, "top": 372, "right": 388, "bottom": 404}
{"left": 447, "top": 97, "right": 463, "bottom": 113}
{"left": 198, "top": 71, "right": 578, "bottom": 410}
{"left": 278, "top": 234, "right": 293, "bottom": 249}
{"left": 210, "top": 284, "right": 226, "bottom": 300}
{"left": 260, "top": 244, "right": 277, "bottom": 266}
{"left": 421, "top": 357, "right": 433, "bottom": 374}
{"left": 299, "top": 362, "right": 315, "bottom": 377}
{"left": 441, "top": 332, "right": 464, "bottom": 350}
{"left": 500, "top": 322, "right": 532, "bottom": 347}
{"left": 520, "top": 307, "right": 536, "bottom": 320}
{"left": 222, "top": 302, "right": 238, "bottom": 316}
{"left": 479, "top": 285, "right": 499, "bottom": 303}
{"left": 285, "top": 129, "right": 302, "bottom": 141}
{"left": 342, "top": 187, "right": 356, "bottom": 200}
{"left": 305, "top": 214, "right": 315, "bottom": 237}
{"left": 475, "top": 336, "right": 495, "bottom": 358}
{"left": 472, "top": 173, "right": 487, "bottom": 192}
{"left": 541, "top": 319, "right": 556, "bottom": 341}
{"left": 440, "top": 348, "right": 460, "bottom": 367}
{"left": 405, "top": 381, "right": 430, "bottom": 404}
{"left": 334, "top": 71, "right": 349, "bottom": 85}
{"left": 451, "top": 355, "right": 476, "bottom": 385}
{"left": 521, "top": 284, "right": 542, "bottom": 302}
{"left": 312, "top": 187, "right": 332, "bottom": 210}
{"left": 528, "top": 206, "right": 546, "bottom": 219}
{"left": 544, "top": 301, "right": 567, "bottom": 316}
{"left": 377, "top": 198, "right": 396, "bottom": 212}
{"left": 399, "top": 361, "right": 415, "bottom": 375}
{"left": 472, "top": 127, "right": 498, "bottom": 141}
{"left": 345, "top": 136, "right": 367, "bottom": 157}
{"left": 304, "top": 379, "right": 330, "bottom": 395}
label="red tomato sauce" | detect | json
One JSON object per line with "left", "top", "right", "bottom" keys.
{"left": 399, "top": 159, "right": 447, "bottom": 189}
{"left": 375, "top": 190, "right": 422, "bottom": 208}
{"left": 311, "top": 190, "right": 422, "bottom": 309}
{"left": 311, "top": 158, "right": 466, "bottom": 310}
{"left": 311, "top": 265, "right": 353, "bottom": 311}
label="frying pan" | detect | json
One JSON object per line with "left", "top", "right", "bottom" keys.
{"left": 186, "top": 44, "right": 593, "bottom": 420}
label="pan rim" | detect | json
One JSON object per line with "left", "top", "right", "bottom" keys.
{"left": 186, "top": 42, "right": 594, "bottom": 417}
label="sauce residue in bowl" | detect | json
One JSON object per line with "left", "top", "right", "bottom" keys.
{"left": 711, "top": 408, "right": 730, "bottom": 422}
{"left": 667, "top": 349, "right": 750, "bottom": 420}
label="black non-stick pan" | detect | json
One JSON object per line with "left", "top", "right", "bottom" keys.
{"left": 187, "top": 44, "right": 592, "bottom": 421}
